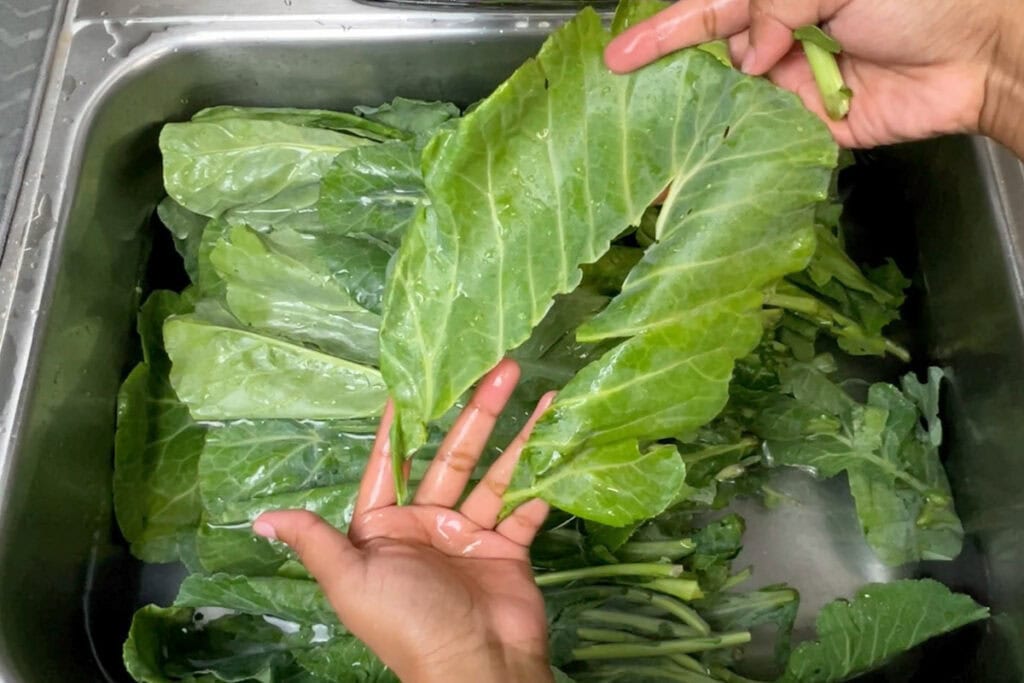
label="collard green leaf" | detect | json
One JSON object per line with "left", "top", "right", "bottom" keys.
{"left": 160, "top": 118, "right": 372, "bottom": 230}
{"left": 846, "top": 376, "right": 962, "bottom": 565}
{"left": 758, "top": 365, "right": 963, "bottom": 565}
{"left": 157, "top": 198, "right": 208, "bottom": 282}
{"left": 353, "top": 97, "right": 460, "bottom": 140}
{"left": 123, "top": 603, "right": 378, "bottom": 683}
{"left": 504, "top": 441, "right": 685, "bottom": 525}
{"left": 114, "top": 291, "right": 206, "bottom": 564}
{"left": 175, "top": 574, "right": 339, "bottom": 627}
{"left": 210, "top": 225, "right": 381, "bottom": 364}
{"left": 191, "top": 105, "right": 404, "bottom": 142}
{"left": 267, "top": 228, "right": 392, "bottom": 316}
{"left": 199, "top": 419, "right": 375, "bottom": 522}
{"left": 164, "top": 315, "right": 387, "bottom": 421}
{"left": 379, "top": 8, "right": 835, "bottom": 524}
{"left": 195, "top": 521, "right": 291, "bottom": 576}
{"left": 318, "top": 141, "right": 425, "bottom": 245}
{"left": 124, "top": 606, "right": 298, "bottom": 682}
{"left": 293, "top": 639, "right": 398, "bottom": 683}
{"left": 781, "top": 579, "right": 987, "bottom": 682}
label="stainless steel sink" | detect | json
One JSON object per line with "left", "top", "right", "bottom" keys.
{"left": 0, "top": 1, "right": 1022, "bottom": 681}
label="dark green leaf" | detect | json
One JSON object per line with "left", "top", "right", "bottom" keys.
{"left": 157, "top": 198, "right": 208, "bottom": 282}
{"left": 781, "top": 579, "right": 988, "bottom": 682}
{"left": 114, "top": 291, "right": 206, "bottom": 563}
{"left": 175, "top": 574, "right": 339, "bottom": 628}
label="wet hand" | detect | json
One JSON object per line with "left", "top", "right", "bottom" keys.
{"left": 253, "top": 360, "right": 555, "bottom": 683}
{"left": 605, "top": 0, "right": 1024, "bottom": 156}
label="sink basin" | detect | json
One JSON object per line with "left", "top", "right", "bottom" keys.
{"left": 0, "top": 1, "right": 1021, "bottom": 681}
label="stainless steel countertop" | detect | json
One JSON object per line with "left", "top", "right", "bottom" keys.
{"left": 0, "top": 0, "right": 58, "bottom": 224}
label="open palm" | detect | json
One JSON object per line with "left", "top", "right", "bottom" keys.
{"left": 254, "top": 360, "right": 555, "bottom": 683}
{"left": 605, "top": 0, "right": 1010, "bottom": 149}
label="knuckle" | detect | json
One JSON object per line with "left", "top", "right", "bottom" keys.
{"left": 485, "top": 475, "right": 511, "bottom": 497}
{"left": 699, "top": 0, "right": 719, "bottom": 39}
{"left": 440, "top": 447, "right": 479, "bottom": 474}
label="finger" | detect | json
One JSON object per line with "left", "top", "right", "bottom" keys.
{"left": 605, "top": 0, "right": 750, "bottom": 74}
{"left": 460, "top": 392, "right": 556, "bottom": 529}
{"left": 413, "top": 359, "right": 521, "bottom": 506}
{"left": 728, "top": 29, "right": 750, "bottom": 66}
{"left": 354, "top": 401, "right": 397, "bottom": 519}
{"left": 496, "top": 498, "right": 550, "bottom": 547}
{"left": 253, "top": 510, "right": 362, "bottom": 607}
{"left": 745, "top": 0, "right": 847, "bottom": 75}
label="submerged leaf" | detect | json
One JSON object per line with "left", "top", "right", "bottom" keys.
{"left": 175, "top": 574, "right": 339, "bottom": 627}
{"left": 781, "top": 579, "right": 987, "bottom": 682}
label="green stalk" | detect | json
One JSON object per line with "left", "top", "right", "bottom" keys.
{"left": 794, "top": 25, "right": 851, "bottom": 120}
{"left": 765, "top": 291, "right": 910, "bottom": 362}
{"left": 709, "top": 665, "right": 768, "bottom": 683}
{"left": 671, "top": 654, "right": 711, "bottom": 674}
{"left": 679, "top": 439, "right": 759, "bottom": 465}
{"left": 641, "top": 577, "right": 706, "bottom": 602}
{"left": 579, "top": 609, "right": 701, "bottom": 638}
{"left": 617, "top": 539, "right": 697, "bottom": 562}
{"left": 721, "top": 567, "right": 753, "bottom": 591}
{"left": 536, "top": 563, "right": 682, "bottom": 586}
{"left": 572, "top": 632, "right": 752, "bottom": 659}
{"left": 576, "top": 627, "right": 649, "bottom": 644}
{"left": 620, "top": 589, "right": 711, "bottom": 635}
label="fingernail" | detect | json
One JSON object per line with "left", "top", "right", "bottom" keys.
{"left": 252, "top": 520, "right": 277, "bottom": 540}
{"left": 741, "top": 48, "right": 757, "bottom": 74}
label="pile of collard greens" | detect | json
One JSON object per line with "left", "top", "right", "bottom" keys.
{"left": 115, "top": 2, "right": 988, "bottom": 681}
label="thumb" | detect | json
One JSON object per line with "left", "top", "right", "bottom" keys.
{"left": 253, "top": 510, "right": 362, "bottom": 599}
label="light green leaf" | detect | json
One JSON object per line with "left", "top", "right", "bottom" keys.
{"left": 781, "top": 579, "right": 988, "bottom": 682}
{"left": 505, "top": 442, "right": 685, "bottom": 525}
{"left": 114, "top": 291, "right": 206, "bottom": 564}
{"left": 211, "top": 225, "right": 382, "bottom": 364}
{"left": 160, "top": 118, "right": 372, "bottom": 230}
{"left": 318, "top": 141, "right": 425, "bottom": 245}
{"left": 379, "top": 7, "right": 834, "bottom": 525}
{"left": 164, "top": 315, "right": 387, "bottom": 420}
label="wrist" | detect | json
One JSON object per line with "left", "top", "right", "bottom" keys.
{"left": 981, "top": 5, "right": 1024, "bottom": 156}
